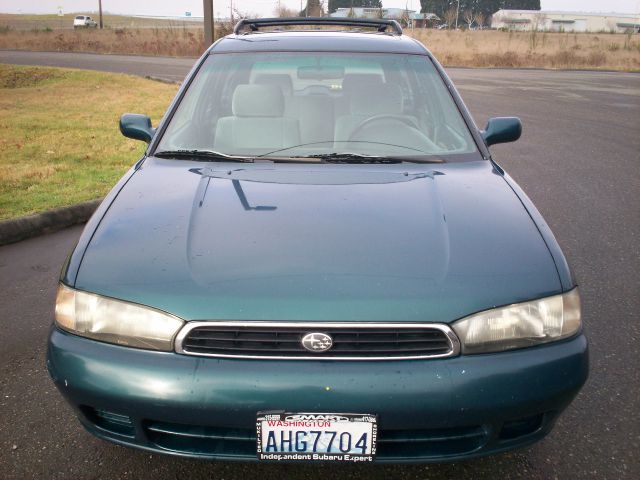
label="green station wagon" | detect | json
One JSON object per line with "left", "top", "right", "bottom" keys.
{"left": 47, "top": 18, "right": 588, "bottom": 463}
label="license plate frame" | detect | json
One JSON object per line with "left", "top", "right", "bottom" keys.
{"left": 256, "top": 412, "right": 377, "bottom": 462}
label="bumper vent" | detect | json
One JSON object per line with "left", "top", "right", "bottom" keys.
{"left": 144, "top": 421, "right": 255, "bottom": 457}
{"left": 175, "top": 322, "right": 459, "bottom": 360}
{"left": 377, "top": 425, "right": 488, "bottom": 458}
{"left": 82, "top": 407, "right": 135, "bottom": 438}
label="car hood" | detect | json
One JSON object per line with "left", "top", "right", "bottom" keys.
{"left": 74, "top": 158, "right": 561, "bottom": 323}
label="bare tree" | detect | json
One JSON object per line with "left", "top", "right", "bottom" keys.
{"left": 319, "top": 1, "right": 327, "bottom": 16}
{"left": 233, "top": 7, "right": 259, "bottom": 21}
{"left": 463, "top": 9, "right": 474, "bottom": 29}
{"left": 531, "top": 12, "right": 547, "bottom": 31}
{"left": 529, "top": 13, "right": 548, "bottom": 49}
{"left": 273, "top": 4, "right": 297, "bottom": 17}
{"left": 306, "top": 0, "right": 322, "bottom": 17}
{"left": 475, "top": 12, "right": 485, "bottom": 30}
{"left": 443, "top": 8, "right": 457, "bottom": 29}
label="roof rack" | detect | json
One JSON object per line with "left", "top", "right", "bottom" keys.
{"left": 233, "top": 17, "right": 403, "bottom": 36}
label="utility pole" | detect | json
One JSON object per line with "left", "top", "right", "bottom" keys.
{"left": 203, "top": 0, "right": 215, "bottom": 47}
{"left": 98, "top": 0, "right": 103, "bottom": 29}
{"left": 455, "top": 0, "right": 459, "bottom": 29}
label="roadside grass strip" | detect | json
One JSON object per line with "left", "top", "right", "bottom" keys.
{"left": 0, "top": 64, "right": 178, "bottom": 220}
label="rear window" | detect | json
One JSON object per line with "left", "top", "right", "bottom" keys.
{"left": 157, "top": 52, "right": 478, "bottom": 160}
{"left": 75, "top": 16, "right": 85, "bottom": 20}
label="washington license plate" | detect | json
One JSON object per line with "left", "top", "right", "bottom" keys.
{"left": 257, "top": 412, "right": 377, "bottom": 462}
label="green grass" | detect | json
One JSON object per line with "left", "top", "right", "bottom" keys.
{"left": 0, "top": 64, "right": 178, "bottom": 220}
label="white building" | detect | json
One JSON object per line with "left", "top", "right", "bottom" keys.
{"left": 491, "top": 10, "right": 640, "bottom": 33}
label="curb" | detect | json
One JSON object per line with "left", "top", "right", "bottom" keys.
{"left": 0, "top": 199, "right": 102, "bottom": 246}
{"left": 144, "top": 75, "right": 181, "bottom": 84}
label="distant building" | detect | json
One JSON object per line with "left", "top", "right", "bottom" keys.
{"left": 329, "top": 8, "right": 440, "bottom": 27}
{"left": 491, "top": 10, "right": 640, "bottom": 33}
{"left": 411, "top": 13, "right": 440, "bottom": 29}
{"left": 330, "top": 7, "right": 413, "bottom": 21}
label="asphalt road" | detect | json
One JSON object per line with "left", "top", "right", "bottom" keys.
{"left": 0, "top": 50, "right": 197, "bottom": 83}
{"left": 1, "top": 51, "right": 639, "bottom": 479}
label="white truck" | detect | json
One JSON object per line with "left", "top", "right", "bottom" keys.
{"left": 73, "top": 15, "right": 98, "bottom": 28}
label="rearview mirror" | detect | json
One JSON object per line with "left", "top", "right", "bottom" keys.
{"left": 482, "top": 117, "right": 522, "bottom": 147}
{"left": 119, "top": 113, "right": 155, "bottom": 143}
{"left": 297, "top": 65, "right": 345, "bottom": 80}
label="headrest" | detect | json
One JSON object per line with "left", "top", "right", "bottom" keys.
{"left": 349, "top": 84, "right": 403, "bottom": 116}
{"left": 253, "top": 74, "right": 293, "bottom": 96}
{"left": 341, "top": 73, "right": 384, "bottom": 92}
{"left": 232, "top": 84, "right": 285, "bottom": 117}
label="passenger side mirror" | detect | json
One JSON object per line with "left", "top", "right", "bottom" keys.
{"left": 119, "top": 113, "right": 155, "bottom": 143}
{"left": 482, "top": 117, "right": 522, "bottom": 147}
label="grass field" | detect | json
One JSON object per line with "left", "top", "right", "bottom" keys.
{"left": 0, "top": 64, "right": 178, "bottom": 220}
{"left": 0, "top": 13, "right": 638, "bottom": 71}
{"left": 411, "top": 28, "right": 640, "bottom": 70}
{"left": 0, "top": 13, "right": 202, "bottom": 30}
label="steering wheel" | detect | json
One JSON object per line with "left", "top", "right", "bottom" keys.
{"left": 347, "top": 114, "right": 422, "bottom": 142}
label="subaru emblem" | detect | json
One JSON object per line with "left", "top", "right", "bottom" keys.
{"left": 301, "top": 333, "right": 333, "bottom": 352}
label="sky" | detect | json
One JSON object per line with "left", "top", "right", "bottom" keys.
{"left": 0, "top": 1, "right": 638, "bottom": 18}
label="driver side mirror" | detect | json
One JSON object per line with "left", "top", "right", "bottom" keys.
{"left": 119, "top": 113, "right": 155, "bottom": 143}
{"left": 482, "top": 117, "right": 522, "bottom": 147}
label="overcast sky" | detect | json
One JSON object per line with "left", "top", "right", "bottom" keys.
{"left": 0, "top": 1, "right": 638, "bottom": 18}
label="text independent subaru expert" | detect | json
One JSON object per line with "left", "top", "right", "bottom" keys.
{"left": 48, "top": 18, "right": 588, "bottom": 463}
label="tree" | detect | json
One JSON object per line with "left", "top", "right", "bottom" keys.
{"left": 443, "top": 8, "right": 457, "bottom": 28}
{"left": 419, "top": 1, "right": 540, "bottom": 24}
{"left": 531, "top": 11, "right": 547, "bottom": 30}
{"left": 232, "top": 7, "right": 259, "bottom": 20}
{"left": 301, "top": 0, "right": 323, "bottom": 17}
{"left": 400, "top": 8, "right": 411, "bottom": 27}
{"left": 463, "top": 9, "right": 475, "bottom": 27}
{"left": 274, "top": 5, "right": 298, "bottom": 17}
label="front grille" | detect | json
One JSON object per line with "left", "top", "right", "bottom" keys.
{"left": 175, "top": 322, "right": 459, "bottom": 360}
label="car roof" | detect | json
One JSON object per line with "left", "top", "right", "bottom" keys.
{"left": 210, "top": 31, "right": 429, "bottom": 55}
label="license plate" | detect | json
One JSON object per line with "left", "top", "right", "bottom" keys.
{"left": 257, "top": 412, "right": 377, "bottom": 462}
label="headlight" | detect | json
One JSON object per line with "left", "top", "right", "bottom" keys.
{"left": 452, "top": 288, "right": 581, "bottom": 354}
{"left": 55, "top": 284, "right": 184, "bottom": 351}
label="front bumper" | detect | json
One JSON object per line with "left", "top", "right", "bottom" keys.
{"left": 47, "top": 327, "right": 588, "bottom": 463}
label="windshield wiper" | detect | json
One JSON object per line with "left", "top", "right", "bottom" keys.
{"left": 154, "top": 149, "right": 255, "bottom": 162}
{"left": 298, "top": 153, "right": 428, "bottom": 164}
{"left": 300, "top": 153, "right": 395, "bottom": 163}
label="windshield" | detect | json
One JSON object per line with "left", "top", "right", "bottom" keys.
{"left": 156, "top": 52, "right": 479, "bottom": 160}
